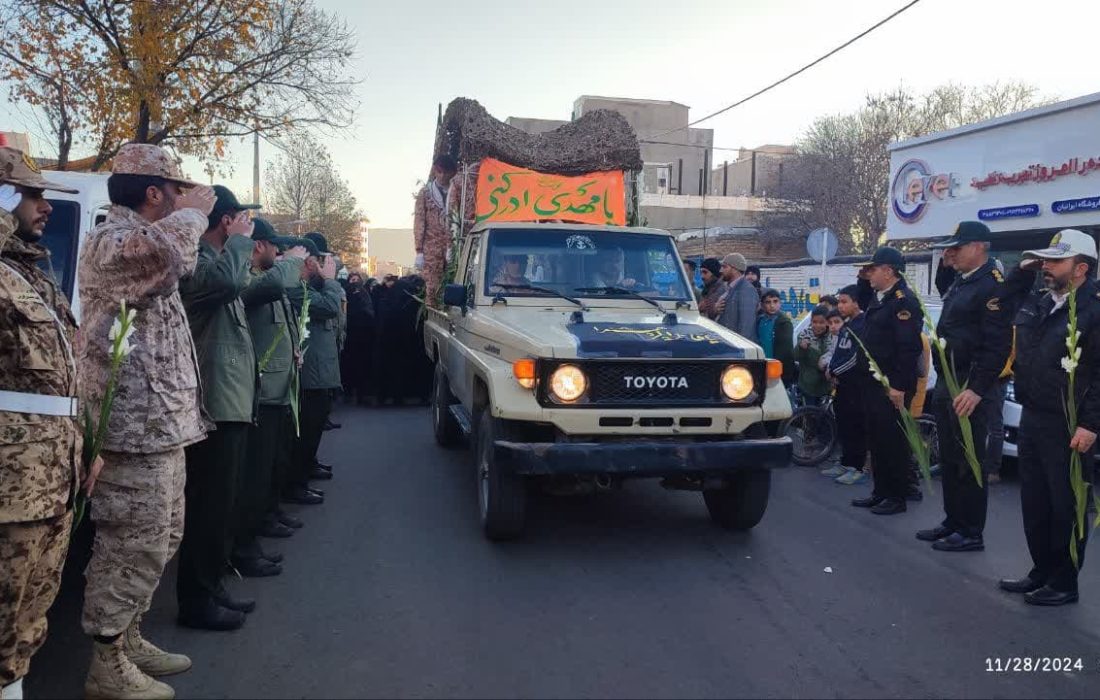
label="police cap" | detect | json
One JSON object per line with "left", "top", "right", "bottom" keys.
{"left": 930, "top": 221, "right": 992, "bottom": 249}
{"left": 869, "top": 246, "right": 905, "bottom": 272}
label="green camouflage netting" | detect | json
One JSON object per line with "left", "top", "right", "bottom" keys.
{"left": 434, "top": 98, "right": 642, "bottom": 175}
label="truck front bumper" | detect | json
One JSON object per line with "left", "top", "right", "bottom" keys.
{"left": 495, "top": 437, "right": 792, "bottom": 477}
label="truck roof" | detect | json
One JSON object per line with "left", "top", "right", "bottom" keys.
{"left": 471, "top": 221, "right": 674, "bottom": 238}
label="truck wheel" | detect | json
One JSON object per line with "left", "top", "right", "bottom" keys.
{"left": 475, "top": 407, "right": 527, "bottom": 540}
{"left": 432, "top": 363, "right": 463, "bottom": 448}
{"left": 703, "top": 469, "right": 771, "bottom": 531}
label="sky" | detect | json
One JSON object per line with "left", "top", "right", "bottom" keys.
{"left": 4, "top": 0, "right": 1100, "bottom": 232}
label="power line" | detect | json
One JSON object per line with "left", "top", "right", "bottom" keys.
{"left": 646, "top": 0, "right": 924, "bottom": 140}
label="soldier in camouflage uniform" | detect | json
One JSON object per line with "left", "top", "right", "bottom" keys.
{"left": 0, "top": 147, "right": 84, "bottom": 700}
{"left": 413, "top": 155, "right": 457, "bottom": 307}
{"left": 77, "top": 144, "right": 216, "bottom": 700}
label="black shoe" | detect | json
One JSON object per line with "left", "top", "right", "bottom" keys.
{"left": 999, "top": 576, "right": 1045, "bottom": 594}
{"left": 931, "top": 532, "right": 984, "bottom": 552}
{"left": 232, "top": 557, "right": 283, "bottom": 577}
{"left": 306, "top": 486, "right": 325, "bottom": 498}
{"left": 275, "top": 512, "right": 304, "bottom": 529}
{"left": 178, "top": 599, "right": 246, "bottom": 631}
{"left": 214, "top": 590, "right": 256, "bottom": 614}
{"left": 261, "top": 550, "right": 283, "bottom": 564}
{"left": 851, "top": 495, "right": 884, "bottom": 508}
{"left": 309, "top": 466, "right": 333, "bottom": 481}
{"left": 314, "top": 461, "right": 334, "bottom": 472}
{"left": 870, "top": 498, "right": 907, "bottom": 515}
{"left": 916, "top": 525, "right": 954, "bottom": 542}
{"left": 323, "top": 420, "right": 341, "bottom": 431}
{"left": 905, "top": 487, "right": 923, "bottom": 502}
{"left": 259, "top": 521, "right": 296, "bottom": 538}
{"left": 282, "top": 488, "right": 323, "bottom": 506}
{"left": 1024, "top": 586, "right": 1079, "bottom": 606}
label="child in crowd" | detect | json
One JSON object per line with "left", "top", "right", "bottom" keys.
{"left": 826, "top": 287, "right": 869, "bottom": 484}
{"left": 756, "top": 288, "right": 797, "bottom": 386}
{"left": 793, "top": 305, "right": 832, "bottom": 406}
{"left": 818, "top": 309, "right": 843, "bottom": 373}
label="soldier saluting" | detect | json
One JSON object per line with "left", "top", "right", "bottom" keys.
{"left": 999, "top": 229, "right": 1100, "bottom": 606}
{"left": 850, "top": 246, "right": 924, "bottom": 516}
{"left": 0, "top": 147, "right": 95, "bottom": 700}
{"left": 916, "top": 222, "right": 1012, "bottom": 552}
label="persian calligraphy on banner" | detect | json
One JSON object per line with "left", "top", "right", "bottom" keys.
{"left": 475, "top": 158, "right": 626, "bottom": 226}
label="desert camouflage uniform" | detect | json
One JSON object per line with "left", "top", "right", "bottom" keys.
{"left": 77, "top": 204, "right": 208, "bottom": 636}
{"left": 414, "top": 182, "right": 451, "bottom": 306}
{"left": 0, "top": 210, "right": 80, "bottom": 685}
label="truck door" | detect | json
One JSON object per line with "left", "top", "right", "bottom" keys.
{"left": 447, "top": 234, "right": 480, "bottom": 406}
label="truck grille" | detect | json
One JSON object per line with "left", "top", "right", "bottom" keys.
{"left": 539, "top": 361, "right": 764, "bottom": 408}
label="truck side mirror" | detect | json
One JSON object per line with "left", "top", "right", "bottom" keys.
{"left": 443, "top": 283, "right": 468, "bottom": 308}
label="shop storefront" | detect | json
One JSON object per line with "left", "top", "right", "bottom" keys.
{"left": 886, "top": 91, "right": 1100, "bottom": 267}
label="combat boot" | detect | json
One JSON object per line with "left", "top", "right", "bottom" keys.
{"left": 84, "top": 638, "right": 175, "bottom": 700}
{"left": 123, "top": 616, "right": 193, "bottom": 676}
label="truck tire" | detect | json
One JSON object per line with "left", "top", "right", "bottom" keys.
{"left": 432, "top": 362, "right": 463, "bottom": 448}
{"left": 703, "top": 469, "right": 771, "bottom": 531}
{"left": 475, "top": 407, "right": 527, "bottom": 540}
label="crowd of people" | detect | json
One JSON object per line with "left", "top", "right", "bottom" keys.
{"left": 689, "top": 221, "right": 1099, "bottom": 607}
{"left": 2, "top": 135, "right": 1099, "bottom": 700}
{"left": 0, "top": 142, "right": 433, "bottom": 700}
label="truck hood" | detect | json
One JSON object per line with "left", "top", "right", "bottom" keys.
{"left": 475, "top": 305, "right": 762, "bottom": 360}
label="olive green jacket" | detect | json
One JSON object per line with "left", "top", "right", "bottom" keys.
{"left": 180, "top": 235, "right": 257, "bottom": 423}
{"left": 243, "top": 259, "right": 304, "bottom": 406}
{"left": 287, "top": 278, "right": 343, "bottom": 390}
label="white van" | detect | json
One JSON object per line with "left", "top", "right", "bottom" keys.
{"left": 36, "top": 171, "right": 110, "bottom": 322}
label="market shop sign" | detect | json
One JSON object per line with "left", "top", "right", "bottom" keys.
{"left": 971, "top": 156, "right": 1100, "bottom": 191}
{"left": 891, "top": 159, "right": 960, "bottom": 224}
{"left": 475, "top": 158, "right": 626, "bottom": 226}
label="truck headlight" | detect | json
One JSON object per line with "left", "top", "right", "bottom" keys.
{"left": 549, "top": 364, "right": 588, "bottom": 402}
{"left": 721, "top": 365, "right": 754, "bottom": 401}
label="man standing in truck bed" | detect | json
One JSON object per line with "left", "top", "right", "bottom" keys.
{"left": 414, "top": 155, "right": 457, "bottom": 306}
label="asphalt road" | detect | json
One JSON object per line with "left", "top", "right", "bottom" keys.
{"left": 28, "top": 403, "right": 1100, "bottom": 699}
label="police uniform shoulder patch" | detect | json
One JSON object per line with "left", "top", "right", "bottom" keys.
{"left": 986, "top": 297, "right": 1001, "bottom": 311}
{"left": 895, "top": 290, "right": 905, "bottom": 300}
{"left": 897, "top": 310, "right": 912, "bottom": 321}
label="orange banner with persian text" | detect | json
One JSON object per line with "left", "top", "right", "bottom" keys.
{"left": 475, "top": 158, "right": 626, "bottom": 226}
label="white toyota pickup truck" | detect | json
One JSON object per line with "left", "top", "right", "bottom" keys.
{"left": 424, "top": 221, "right": 792, "bottom": 540}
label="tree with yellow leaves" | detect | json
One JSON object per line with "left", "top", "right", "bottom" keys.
{"left": 0, "top": 0, "right": 358, "bottom": 169}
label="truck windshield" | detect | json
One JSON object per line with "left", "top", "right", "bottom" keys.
{"left": 484, "top": 228, "right": 691, "bottom": 301}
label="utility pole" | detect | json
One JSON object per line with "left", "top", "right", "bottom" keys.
{"left": 252, "top": 129, "right": 260, "bottom": 206}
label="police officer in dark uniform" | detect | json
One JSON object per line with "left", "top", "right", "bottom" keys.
{"left": 850, "top": 247, "right": 924, "bottom": 515}
{"left": 917, "top": 222, "right": 1012, "bottom": 552}
{"left": 999, "top": 229, "right": 1100, "bottom": 606}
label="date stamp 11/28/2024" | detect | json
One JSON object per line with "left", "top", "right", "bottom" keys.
{"left": 985, "top": 658, "right": 1092, "bottom": 673}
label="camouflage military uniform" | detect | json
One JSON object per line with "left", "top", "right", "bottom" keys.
{"left": 414, "top": 182, "right": 451, "bottom": 307}
{"left": 77, "top": 202, "right": 209, "bottom": 636}
{"left": 0, "top": 206, "right": 80, "bottom": 686}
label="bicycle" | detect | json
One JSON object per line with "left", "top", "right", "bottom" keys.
{"left": 779, "top": 387, "right": 838, "bottom": 467}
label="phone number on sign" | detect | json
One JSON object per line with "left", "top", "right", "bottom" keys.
{"left": 986, "top": 658, "right": 1086, "bottom": 673}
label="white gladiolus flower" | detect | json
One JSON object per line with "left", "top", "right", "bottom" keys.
{"left": 1075, "top": 347, "right": 1082, "bottom": 361}
{"left": 119, "top": 339, "right": 133, "bottom": 357}
{"left": 937, "top": 337, "right": 947, "bottom": 351}
{"left": 108, "top": 318, "right": 122, "bottom": 342}
{"left": 303, "top": 328, "right": 310, "bottom": 340}
{"left": 1062, "top": 357, "right": 1078, "bottom": 373}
